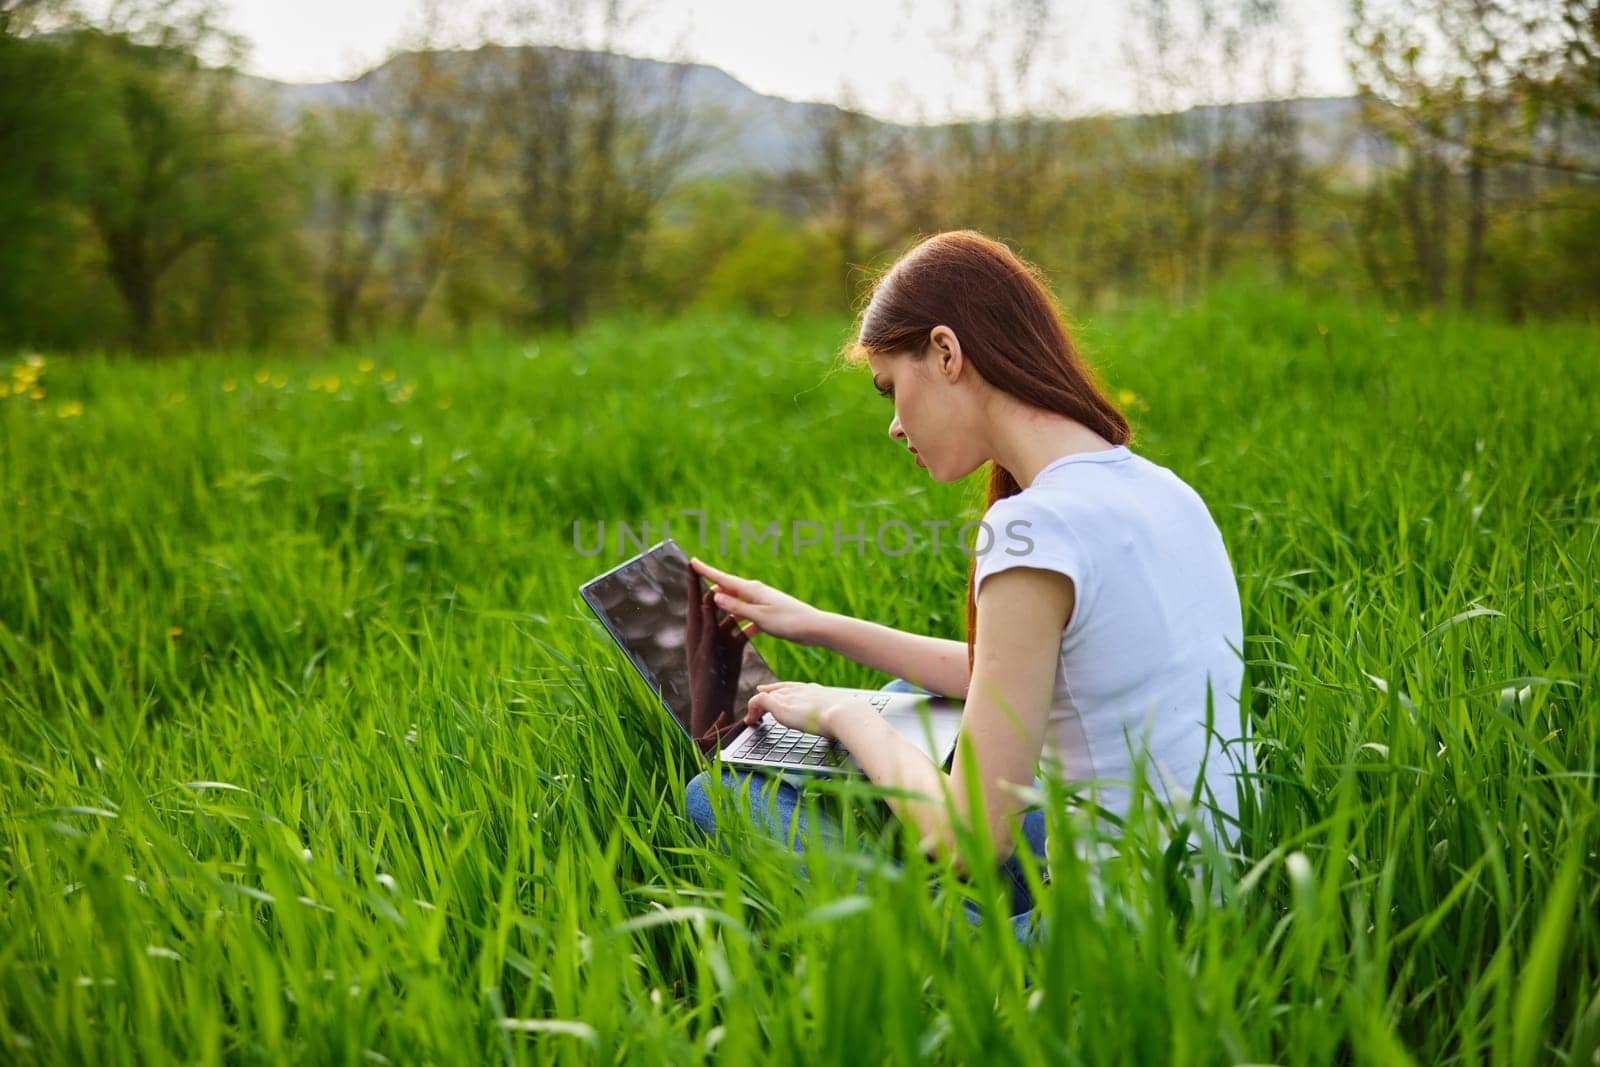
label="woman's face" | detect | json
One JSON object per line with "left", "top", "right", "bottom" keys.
{"left": 866, "top": 326, "right": 982, "bottom": 482}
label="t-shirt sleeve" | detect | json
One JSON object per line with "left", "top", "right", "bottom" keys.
{"left": 973, "top": 493, "right": 1092, "bottom": 607}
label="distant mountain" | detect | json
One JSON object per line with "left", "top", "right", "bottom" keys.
{"left": 239, "top": 45, "right": 869, "bottom": 178}
{"left": 240, "top": 45, "right": 1383, "bottom": 178}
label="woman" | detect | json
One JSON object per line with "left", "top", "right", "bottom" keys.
{"left": 684, "top": 230, "right": 1251, "bottom": 939}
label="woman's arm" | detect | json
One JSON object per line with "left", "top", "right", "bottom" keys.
{"left": 807, "top": 611, "right": 972, "bottom": 699}
{"left": 819, "top": 566, "right": 1073, "bottom": 875}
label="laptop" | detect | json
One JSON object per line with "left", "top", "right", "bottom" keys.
{"left": 579, "top": 537, "right": 964, "bottom": 778}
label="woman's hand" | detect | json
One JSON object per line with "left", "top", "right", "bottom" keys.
{"left": 745, "top": 681, "right": 868, "bottom": 739}
{"left": 688, "top": 557, "right": 826, "bottom": 646}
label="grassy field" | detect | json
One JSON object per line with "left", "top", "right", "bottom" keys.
{"left": 1, "top": 287, "right": 1597, "bottom": 1064}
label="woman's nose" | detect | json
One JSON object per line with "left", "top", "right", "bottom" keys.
{"left": 887, "top": 413, "right": 904, "bottom": 441}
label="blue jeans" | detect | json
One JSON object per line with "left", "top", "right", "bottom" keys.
{"left": 684, "top": 677, "right": 1049, "bottom": 947}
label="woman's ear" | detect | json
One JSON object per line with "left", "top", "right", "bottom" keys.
{"left": 930, "top": 325, "right": 963, "bottom": 382}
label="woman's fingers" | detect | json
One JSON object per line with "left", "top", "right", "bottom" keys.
{"left": 711, "top": 591, "right": 757, "bottom": 618}
{"left": 690, "top": 556, "right": 730, "bottom": 578}
{"left": 691, "top": 557, "right": 754, "bottom": 597}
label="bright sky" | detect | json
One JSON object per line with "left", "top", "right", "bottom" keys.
{"left": 212, "top": 0, "right": 1355, "bottom": 122}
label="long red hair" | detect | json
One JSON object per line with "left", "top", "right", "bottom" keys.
{"left": 842, "top": 230, "right": 1131, "bottom": 674}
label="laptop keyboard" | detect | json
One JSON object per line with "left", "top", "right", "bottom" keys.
{"left": 734, "top": 692, "right": 893, "bottom": 767}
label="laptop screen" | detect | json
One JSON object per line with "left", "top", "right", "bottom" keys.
{"left": 580, "top": 539, "right": 780, "bottom": 755}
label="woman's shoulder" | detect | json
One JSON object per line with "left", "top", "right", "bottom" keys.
{"left": 1022, "top": 446, "right": 1208, "bottom": 513}
{"left": 982, "top": 447, "right": 1136, "bottom": 521}
{"left": 982, "top": 448, "right": 1221, "bottom": 560}
{"left": 975, "top": 484, "right": 1095, "bottom": 590}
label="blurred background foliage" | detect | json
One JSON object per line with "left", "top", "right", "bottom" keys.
{"left": 1, "top": 0, "right": 1598, "bottom": 355}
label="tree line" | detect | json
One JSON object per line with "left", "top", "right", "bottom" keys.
{"left": 1, "top": 0, "right": 1596, "bottom": 354}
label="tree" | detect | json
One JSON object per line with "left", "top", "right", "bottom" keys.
{"left": 912, "top": 0, "right": 1096, "bottom": 285}
{"left": 1121, "top": 0, "right": 1303, "bottom": 297}
{"left": 777, "top": 94, "right": 901, "bottom": 308}
{"left": 480, "top": 0, "right": 704, "bottom": 332}
{"left": 0, "top": 4, "right": 102, "bottom": 346}
{"left": 299, "top": 108, "right": 395, "bottom": 345}
{"left": 0, "top": 1, "right": 309, "bottom": 350}
{"left": 74, "top": 30, "right": 278, "bottom": 349}
{"left": 381, "top": 48, "right": 494, "bottom": 333}
{"left": 364, "top": 2, "right": 503, "bottom": 335}
{"left": 1349, "top": 0, "right": 1589, "bottom": 307}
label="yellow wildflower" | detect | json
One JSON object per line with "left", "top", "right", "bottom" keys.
{"left": 12, "top": 364, "right": 38, "bottom": 385}
{"left": 24, "top": 354, "right": 44, "bottom": 368}
{"left": 0, "top": 383, "right": 9, "bottom": 398}
{"left": 357, "top": 358, "right": 375, "bottom": 373}
{"left": 272, "top": 374, "right": 287, "bottom": 389}
{"left": 57, "top": 401, "right": 84, "bottom": 418}
{"left": 167, "top": 627, "right": 183, "bottom": 638}
{"left": 1117, "top": 389, "right": 1137, "bottom": 408}
{"left": 29, "top": 387, "right": 45, "bottom": 400}
{"left": 221, "top": 378, "right": 237, "bottom": 393}
{"left": 380, "top": 369, "right": 396, "bottom": 383}
{"left": 253, "top": 369, "right": 269, "bottom": 384}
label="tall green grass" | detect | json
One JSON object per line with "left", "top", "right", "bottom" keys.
{"left": 1, "top": 287, "right": 1596, "bottom": 1064}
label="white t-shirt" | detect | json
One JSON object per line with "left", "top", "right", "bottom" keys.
{"left": 972, "top": 444, "right": 1251, "bottom": 852}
